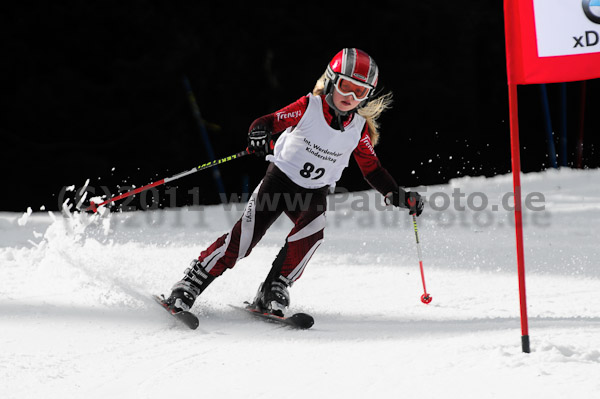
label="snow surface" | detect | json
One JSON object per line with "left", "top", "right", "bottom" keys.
{"left": 1, "top": 168, "right": 599, "bottom": 398}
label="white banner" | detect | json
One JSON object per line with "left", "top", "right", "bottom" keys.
{"left": 533, "top": 0, "right": 600, "bottom": 57}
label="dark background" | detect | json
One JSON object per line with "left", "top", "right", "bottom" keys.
{"left": 2, "top": 1, "right": 599, "bottom": 212}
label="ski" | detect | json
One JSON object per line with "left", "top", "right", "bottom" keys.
{"left": 153, "top": 294, "right": 199, "bottom": 330}
{"left": 232, "top": 302, "right": 314, "bottom": 330}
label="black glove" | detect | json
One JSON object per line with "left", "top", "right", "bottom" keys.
{"left": 247, "top": 126, "right": 273, "bottom": 157}
{"left": 385, "top": 189, "right": 424, "bottom": 217}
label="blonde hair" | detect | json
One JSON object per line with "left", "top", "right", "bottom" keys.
{"left": 312, "top": 73, "right": 393, "bottom": 146}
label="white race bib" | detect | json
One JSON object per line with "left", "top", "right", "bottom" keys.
{"left": 272, "top": 94, "right": 365, "bottom": 189}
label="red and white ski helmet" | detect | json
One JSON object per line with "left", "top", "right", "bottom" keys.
{"left": 324, "top": 48, "right": 379, "bottom": 98}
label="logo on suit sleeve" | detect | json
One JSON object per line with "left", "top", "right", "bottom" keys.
{"left": 359, "top": 135, "right": 376, "bottom": 155}
{"left": 276, "top": 110, "right": 302, "bottom": 121}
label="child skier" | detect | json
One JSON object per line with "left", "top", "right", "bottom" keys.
{"left": 163, "top": 48, "right": 424, "bottom": 316}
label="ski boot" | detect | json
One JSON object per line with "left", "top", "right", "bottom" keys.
{"left": 252, "top": 275, "right": 292, "bottom": 317}
{"left": 165, "top": 259, "right": 215, "bottom": 312}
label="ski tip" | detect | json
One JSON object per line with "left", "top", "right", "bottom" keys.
{"left": 178, "top": 314, "right": 199, "bottom": 330}
{"left": 154, "top": 294, "right": 200, "bottom": 330}
{"left": 288, "top": 313, "right": 314, "bottom": 329}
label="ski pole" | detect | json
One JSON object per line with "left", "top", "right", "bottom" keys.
{"left": 411, "top": 214, "right": 432, "bottom": 304}
{"left": 84, "top": 149, "right": 251, "bottom": 213}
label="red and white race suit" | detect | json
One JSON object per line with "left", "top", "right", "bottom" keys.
{"left": 196, "top": 94, "right": 398, "bottom": 282}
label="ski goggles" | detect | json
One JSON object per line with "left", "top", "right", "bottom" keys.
{"left": 334, "top": 75, "right": 373, "bottom": 101}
